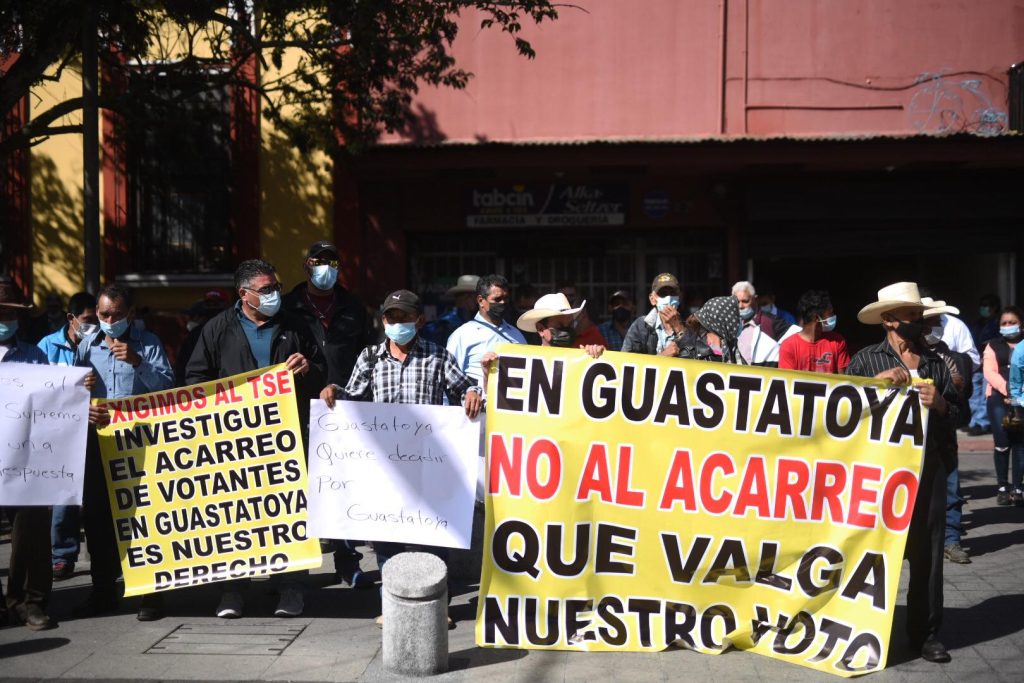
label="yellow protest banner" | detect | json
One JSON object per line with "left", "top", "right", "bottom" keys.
{"left": 95, "top": 364, "right": 322, "bottom": 596}
{"left": 476, "top": 345, "right": 928, "bottom": 677}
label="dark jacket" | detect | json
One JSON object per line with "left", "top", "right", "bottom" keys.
{"left": 185, "top": 305, "right": 326, "bottom": 441}
{"left": 933, "top": 340, "right": 973, "bottom": 430}
{"left": 282, "top": 282, "right": 370, "bottom": 388}
{"left": 621, "top": 309, "right": 662, "bottom": 355}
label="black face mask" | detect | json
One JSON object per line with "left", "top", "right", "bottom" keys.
{"left": 894, "top": 319, "right": 925, "bottom": 342}
{"left": 486, "top": 302, "right": 507, "bottom": 323}
{"left": 548, "top": 327, "right": 577, "bottom": 348}
{"left": 612, "top": 307, "right": 631, "bottom": 323}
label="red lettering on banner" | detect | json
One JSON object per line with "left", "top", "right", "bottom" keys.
{"left": 774, "top": 458, "right": 810, "bottom": 520}
{"left": 733, "top": 455, "right": 770, "bottom": 517}
{"left": 526, "top": 438, "right": 562, "bottom": 500}
{"left": 880, "top": 469, "right": 918, "bottom": 532}
{"left": 847, "top": 464, "right": 882, "bottom": 528}
{"left": 810, "top": 461, "right": 848, "bottom": 523}
{"left": 576, "top": 443, "right": 613, "bottom": 502}
{"left": 700, "top": 453, "right": 735, "bottom": 515}
{"left": 489, "top": 434, "right": 524, "bottom": 496}
{"left": 659, "top": 449, "right": 697, "bottom": 512}
{"left": 614, "top": 445, "right": 645, "bottom": 507}
{"left": 488, "top": 434, "right": 562, "bottom": 500}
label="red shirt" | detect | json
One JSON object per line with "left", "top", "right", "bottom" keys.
{"left": 778, "top": 332, "right": 850, "bottom": 374}
{"left": 576, "top": 325, "right": 608, "bottom": 348}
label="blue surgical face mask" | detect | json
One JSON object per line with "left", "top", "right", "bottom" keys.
{"left": 656, "top": 295, "right": 680, "bottom": 311}
{"left": 1001, "top": 325, "right": 1021, "bottom": 339}
{"left": 819, "top": 315, "right": 837, "bottom": 332}
{"left": 980, "top": 306, "right": 992, "bottom": 318}
{"left": 100, "top": 316, "right": 130, "bottom": 339}
{"left": 250, "top": 290, "right": 281, "bottom": 317}
{"left": 384, "top": 321, "right": 417, "bottom": 345}
{"left": 310, "top": 265, "right": 337, "bottom": 291}
{"left": 739, "top": 306, "right": 755, "bottom": 321}
{"left": 0, "top": 319, "right": 18, "bottom": 341}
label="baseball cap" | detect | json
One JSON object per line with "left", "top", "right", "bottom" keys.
{"left": 651, "top": 273, "right": 680, "bottom": 293}
{"left": 306, "top": 241, "right": 339, "bottom": 259}
{"left": 608, "top": 289, "right": 631, "bottom": 303}
{"left": 381, "top": 290, "right": 422, "bottom": 315}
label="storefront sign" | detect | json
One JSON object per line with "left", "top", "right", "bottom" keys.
{"left": 466, "top": 185, "right": 627, "bottom": 227}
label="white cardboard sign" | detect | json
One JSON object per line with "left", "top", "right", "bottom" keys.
{"left": 0, "top": 363, "right": 91, "bottom": 505}
{"left": 307, "top": 400, "right": 480, "bottom": 548}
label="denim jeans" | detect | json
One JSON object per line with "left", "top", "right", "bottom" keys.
{"left": 944, "top": 461, "right": 964, "bottom": 546}
{"left": 969, "top": 371, "right": 990, "bottom": 429}
{"left": 51, "top": 505, "right": 81, "bottom": 564}
{"left": 988, "top": 393, "right": 1024, "bottom": 489}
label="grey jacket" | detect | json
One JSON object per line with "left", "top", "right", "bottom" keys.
{"left": 621, "top": 309, "right": 662, "bottom": 354}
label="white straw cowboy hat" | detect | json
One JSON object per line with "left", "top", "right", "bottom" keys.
{"left": 857, "top": 282, "right": 933, "bottom": 325}
{"left": 516, "top": 293, "right": 587, "bottom": 332}
{"left": 446, "top": 274, "right": 480, "bottom": 296}
{"left": 921, "top": 296, "right": 961, "bottom": 318}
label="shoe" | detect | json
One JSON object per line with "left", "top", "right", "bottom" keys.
{"left": 1013, "top": 489, "right": 1024, "bottom": 507}
{"left": 137, "top": 594, "right": 164, "bottom": 621}
{"left": 448, "top": 615, "right": 455, "bottom": 630}
{"left": 997, "top": 487, "right": 1012, "bottom": 505}
{"left": 375, "top": 614, "right": 384, "bottom": 628}
{"left": 920, "top": 637, "right": 951, "bottom": 663}
{"left": 274, "top": 587, "right": 304, "bottom": 617}
{"left": 943, "top": 544, "right": 971, "bottom": 564}
{"left": 71, "top": 591, "right": 118, "bottom": 618}
{"left": 965, "top": 425, "right": 984, "bottom": 436}
{"left": 52, "top": 560, "right": 75, "bottom": 581}
{"left": 13, "top": 603, "right": 53, "bottom": 631}
{"left": 340, "top": 569, "right": 374, "bottom": 590}
{"left": 216, "top": 591, "right": 244, "bottom": 619}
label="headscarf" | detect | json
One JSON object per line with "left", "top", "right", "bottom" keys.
{"left": 696, "top": 295, "right": 741, "bottom": 344}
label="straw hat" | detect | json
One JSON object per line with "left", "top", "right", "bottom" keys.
{"left": 516, "top": 293, "right": 587, "bottom": 332}
{"left": 446, "top": 274, "right": 480, "bottom": 296}
{"left": 856, "top": 282, "right": 935, "bottom": 324}
{"left": 921, "top": 296, "right": 960, "bottom": 319}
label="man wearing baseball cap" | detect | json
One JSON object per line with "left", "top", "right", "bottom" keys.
{"left": 598, "top": 290, "right": 635, "bottom": 352}
{"left": 622, "top": 273, "right": 687, "bottom": 356}
{"left": 320, "top": 288, "right": 482, "bottom": 627}
{"left": 0, "top": 277, "right": 57, "bottom": 630}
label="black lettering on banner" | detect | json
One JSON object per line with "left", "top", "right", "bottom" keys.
{"left": 693, "top": 373, "right": 725, "bottom": 429}
{"left": 703, "top": 538, "right": 751, "bottom": 584}
{"left": 627, "top": 598, "right": 660, "bottom": 648}
{"left": 492, "top": 520, "right": 541, "bottom": 579}
{"left": 581, "top": 363, "right": 616, "bottom": 420}
{"left": 114, "top": 516, "right": 149, "bottom": 542}
{"left": 664, "top": 601, "right": 697, "bottom": 649}
{"left": 754, "top": 379, "right": 792, "bottom": 435}
{"left": 863, "top": 386, "right": 899, "bottom": 441}
{"left": 700, "top": 604, "right": 736, "bottom": 651}
{"left": 620, "top": 365, "right": 657, "bottom": 422}
{"left": 750, "top": 604, "right": 774, "bottom": 646}
{"left": 728, "top": 375, "right": 762, "bottom": 431}
{"left": 825, "top": 385, "right": 862, "bottom": 439}
{"left": 524, "top": 597, "right": 560, "bottom": 646}
{"left": 809, "top": 617, "right": 854, "bottom": 663}
{"left": 483, "top": 596, "right": 520, "bottom": 645}
{"left": 546, "top": 523, "right": 590, "bottom": 577}
{"left": 496, "top": 356, "right": 527, "bottom": 412}
{"left": 837, "top": 632, "right": 882, "bottom": 673}
{"left": 661, "top": 533, "right": 712, "bottom": 584}
{"left": 528, "top": 358, "right": 563, "bottom": 416}
{"left": 597, "top": 596, "right": 628, "bottom": 646}
{"left": 797, "top": 546, "right": 843, "bottom": 597}
{"left": 754, "top": 541, "right": 793, "bottom": 591}
{"left": 565, "top": 598, "right": 595, "bottom": 643}
{"left": 594, "top": 524, "right": 637, "bottom": 575}
{"left": 653, "top": 368, "right": 690, "bottom": 426}
{"left": 114, "top": 484, "right": 151, "bottom": 511}
{"left": 840, "top": 552, "right": 886, "bottom": 610}
{"left": 889, "top": 393, "right": 924, "bottom": 447}
{"left": 772, "top": 611, "right": 816, "bottom": 656}
{"left": 791, "top": 380, "right": 827, "bottom": 437}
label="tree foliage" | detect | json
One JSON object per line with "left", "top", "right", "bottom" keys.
{"left": 0, "top": 1, "right": 560, "bottom": 157}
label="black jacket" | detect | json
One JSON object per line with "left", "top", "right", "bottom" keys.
{"left": 282, "top": 282, "right": 370, "bottom": 388}
{"left": 185, "top": 304, "right": 326, "bottom": 438}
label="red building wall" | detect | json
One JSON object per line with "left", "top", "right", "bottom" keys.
{"left": 381, "top": 0, "right": 1022, "bottom": 143}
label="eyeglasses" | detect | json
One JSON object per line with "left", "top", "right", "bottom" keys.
{"left": 245, "top": 283, "right": 282, "bottom": 296}
{"left": 310, "top": 259, "right": 340, "bottom": 269}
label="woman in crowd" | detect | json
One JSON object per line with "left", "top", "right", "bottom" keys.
{"left": 985, "top": 306, "right": 1024, "bottom": 505}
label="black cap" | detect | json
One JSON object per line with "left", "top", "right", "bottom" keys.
{"left": 608, "top": 289, "right": 631, "bottom": 303}
{"left": 306, "top": 241, "right": 339, "bottom": 259}
{"left": 381, "top": 289, "right": 421, "bottom": 315}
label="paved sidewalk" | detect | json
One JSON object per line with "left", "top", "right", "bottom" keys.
{"left": 1, "top": 434, "right": 1021, "bottom": 682}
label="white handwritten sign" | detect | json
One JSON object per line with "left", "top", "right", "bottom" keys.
{"left": 0, "top": 363, "right": 91, "bottom": 505}
{"left": 307, "top": 400, "right": 480, "bottom": 548}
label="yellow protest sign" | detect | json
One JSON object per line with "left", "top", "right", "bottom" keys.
{"left": 476, "top": 345, "right": 927, "bottom": 677}
{"left": 95, "top": 365, "right": 322, "bottom": 596}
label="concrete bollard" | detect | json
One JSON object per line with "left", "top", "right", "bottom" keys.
{"left": 382, "top": 552, "right": 448, "bottom": 676}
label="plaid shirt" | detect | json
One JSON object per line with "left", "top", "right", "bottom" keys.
{"left": 339, "top": 336, "right": 481, "bottom": 406}
{"left": 598, "top": 321, "right": 625, "bottom": 352}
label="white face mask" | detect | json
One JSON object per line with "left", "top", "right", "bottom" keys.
{"left": 924, "top": 324, "right": 944, "bottom": 346}
{"left": 77, "top": 322, "right": 99, "bottom": 339}
{"left": 246, "top": 288, "right": 282, "bottom": 317}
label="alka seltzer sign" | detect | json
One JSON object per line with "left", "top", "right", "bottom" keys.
{"left": 466, "top": 185, "right": 627, "bottom": 227}
{"left": 476, "top": 345, "right": 928, "bottom": 678}
{"left": 94, "top": 365, "right": 321, "bottom": 596}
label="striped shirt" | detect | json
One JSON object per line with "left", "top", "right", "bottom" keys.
{"left": 340, "top": 335, "right": 481, "bottom": 406}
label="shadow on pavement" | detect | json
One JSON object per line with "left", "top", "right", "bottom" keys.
{"left": 448, "top": 645, "right": 529, "bottom": 671}
{"left": 0, "top": 637, "right": 71, "bottom": 658}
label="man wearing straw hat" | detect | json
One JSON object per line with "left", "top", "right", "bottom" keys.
{"left": 846, "top": 282, "right": 960, "bottom": 664}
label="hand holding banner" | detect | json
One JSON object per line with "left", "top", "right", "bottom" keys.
{"left": 0, "top": 363, "right": 91, "bottom": 505}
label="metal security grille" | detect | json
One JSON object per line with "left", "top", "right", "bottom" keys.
{"left": 407, "top": 230, "right": 725, "bottom": 322}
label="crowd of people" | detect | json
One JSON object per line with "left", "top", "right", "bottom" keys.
{"left": 2, "top": 241, "right": 1023, "bottom": 666}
